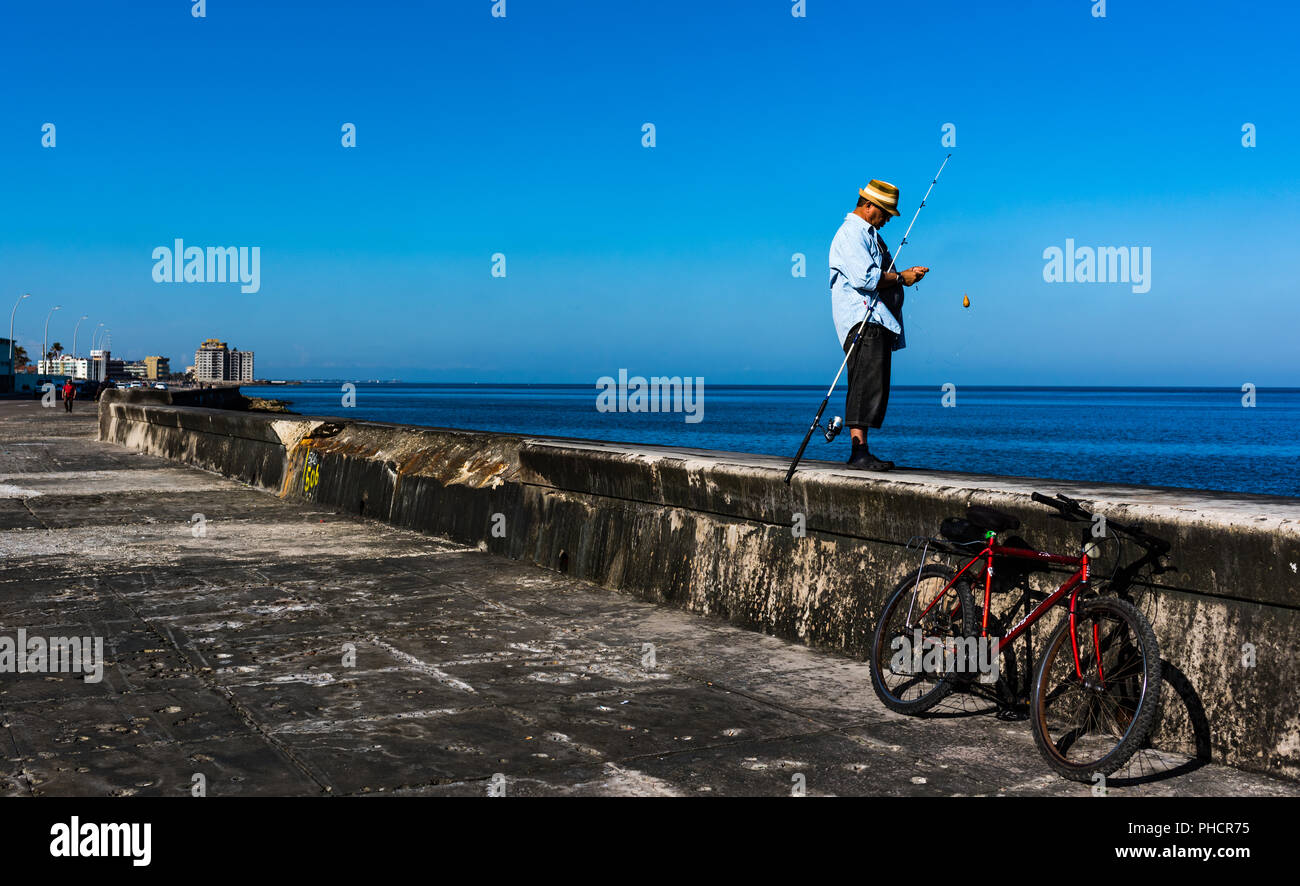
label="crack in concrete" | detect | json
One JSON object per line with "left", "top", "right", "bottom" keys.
{"left": 366, "top": 637, "right": 477, "bottom": 694}
{"left": 19, "top": 498, "right": 49, "bottom": 531}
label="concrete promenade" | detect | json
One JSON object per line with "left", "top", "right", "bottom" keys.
{"left": 1, "top": 400, "right": 1295, "bottom": 797}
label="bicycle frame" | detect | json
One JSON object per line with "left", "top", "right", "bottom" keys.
{"left": 914, "top": 534, "right": 1095, "bottom": 679}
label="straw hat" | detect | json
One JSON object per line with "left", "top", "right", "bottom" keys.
{"left": 858, "top": 179, "right": 901, "bottom": 216}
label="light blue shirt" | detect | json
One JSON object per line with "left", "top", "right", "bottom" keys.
{"left": 829, "top": 212, "right": 905, "bottom": 351}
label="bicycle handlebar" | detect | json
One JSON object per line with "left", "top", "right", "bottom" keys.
{"left": 1030, "top": 491, "right": 1075, "bottom": 513}
{"left": 1030, "top": 491, "right": 1170, "bottom": 554}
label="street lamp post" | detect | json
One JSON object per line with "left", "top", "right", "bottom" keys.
{"left": 42, "top": 305, "right": 61, "bottom": 371}
{"left": 9, "top": 293, "right": 30, "bottom": 368}
{"left": 73, "top": 315, "right": 89, "bottom": 365}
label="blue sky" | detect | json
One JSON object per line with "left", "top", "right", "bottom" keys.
{"left": 1, "top": 0, "right": 1296, "bottom": 384}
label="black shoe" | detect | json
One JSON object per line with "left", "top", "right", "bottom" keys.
{"left": 847, "top": 449, "right": 893, "bottom": 471}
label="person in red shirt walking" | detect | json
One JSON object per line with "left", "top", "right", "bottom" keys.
{"left": 61, "top": 379, "right": 76, "bottom": 412}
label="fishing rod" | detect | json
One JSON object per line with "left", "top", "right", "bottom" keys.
{"left": 783, "top": 153, "right": 952, "bottom": 485}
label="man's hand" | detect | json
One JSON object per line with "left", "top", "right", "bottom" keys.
{"left": 900, "top": 266, "right": 929, "bottom": 286}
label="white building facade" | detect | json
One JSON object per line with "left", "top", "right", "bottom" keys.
{"left": 36, "top": 355, "right": 99, "bottom": 380}
{"left": 194, "top": 339, "right": 254, "bottom": 383}
{"left": 229, "top": 349, "right": 254, "bottom": 382}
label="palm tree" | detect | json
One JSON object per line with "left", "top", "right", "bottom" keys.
{"left": 12, "top": 345, "right": 30, "bottom": 370}
{"left": 49, "top": 342, "right": 64, "bottom": 360}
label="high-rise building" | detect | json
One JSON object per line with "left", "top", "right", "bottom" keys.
{"left": 194, "top": 339, "right": 253, "bottom": 383}
{"left": 194, "top": 339, "right": 228, "bottom": 382}
{"left": 144, "top": 356, "right": 171, "bottom": 380}
{"left": 228, "top": 348, "right": 254, "bottom": 382}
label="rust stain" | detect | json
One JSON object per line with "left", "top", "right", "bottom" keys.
{"left": 280, "top": 439, "right": 311, "bottom": 498}
{"left": 283, "top": 431, "right": 516, "bottom": 492}
{"left": 306, "top": 439, "right": 381, "bottom": 459}
{"left": 394, "top": 445, "right": 512, "bottom": 487}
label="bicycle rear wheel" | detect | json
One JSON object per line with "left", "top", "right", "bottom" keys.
{"left": 1030, "top": 595, "right": 1161, "bottom": 781}
{"left": 870, "top": 564, "right": 977, "bottom": 714}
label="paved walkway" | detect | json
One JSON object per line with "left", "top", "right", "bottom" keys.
{"left": 0, "top": 400, "right": 1294, "bottom": 796}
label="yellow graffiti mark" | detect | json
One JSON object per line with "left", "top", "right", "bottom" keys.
{"left": 303, "top": 452, "right": 320, "bottom": 494}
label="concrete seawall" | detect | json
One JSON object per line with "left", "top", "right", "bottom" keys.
{"left": 103, "top": 385, "right": 261, "bottom": 411}
{"left": 98, "top": 390, "right": 1300, "bottom": 780}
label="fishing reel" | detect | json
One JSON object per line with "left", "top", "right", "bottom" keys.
{"left": 822, "top": 415, "right": 844, "bottom": 442}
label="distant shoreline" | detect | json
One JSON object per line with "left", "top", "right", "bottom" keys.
{"left": 242, "top": 382, "right": 1300, "bottom": 393}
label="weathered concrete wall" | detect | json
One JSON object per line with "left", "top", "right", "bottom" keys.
{"left": 97, "top": 392, "right": 316, "bottom": 490}
{"left": 98, "top": 392, "right": 1300, "bottom": 781}
{"left": 105, "top": 385, "right": 247, "bottom": 410}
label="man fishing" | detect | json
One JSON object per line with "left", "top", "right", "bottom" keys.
{"left": 829, "top": 178, "right": 929, "bottom": 470}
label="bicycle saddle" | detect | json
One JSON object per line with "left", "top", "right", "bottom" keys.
{"left": 966, "top": 505, "right": 1021, "bottom": 533}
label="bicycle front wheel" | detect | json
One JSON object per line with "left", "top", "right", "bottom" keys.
{"left": 1030, "top": 595, "right": 1162, "bottom": 781}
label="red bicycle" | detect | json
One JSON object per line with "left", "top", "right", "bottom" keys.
{"left": 868, "top": 492, "right": 1169, "bottom": 781}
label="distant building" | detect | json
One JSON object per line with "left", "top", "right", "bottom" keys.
{"left": 194, "top": 339, "right": 227, "bottom": 382}
{"left": 88, "top": 350, "right": 109, "bottom": 382}
{"left": 194, "top": 338, "right": 253, "bottom": 383}
{"left": 144, "top": 356, "right": 170, "bottom": 380}
{"left": 229, "top": 348, "right": 254, "bottom": 382}
{"left": 37, "top": 355, "right": 91, "bottom": 379}
{"left": 0, "top": 338, "right": 13, "bottom": 393}
{"left": 0, "top": 339, "right": 43, "bottom": 395}
{"left": 120, "top": 361, "right": 149, "bottom": 380}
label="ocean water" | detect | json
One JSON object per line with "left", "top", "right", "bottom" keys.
{"left": 241, "top": 384, "right": 1300, "bottom": 498}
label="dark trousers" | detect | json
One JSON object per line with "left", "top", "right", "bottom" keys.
{"left": 843, "top": 322, "right": 894, "bottom": 429}
{"left": 64, "top": 397, "right": 73, "bottom": 412}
